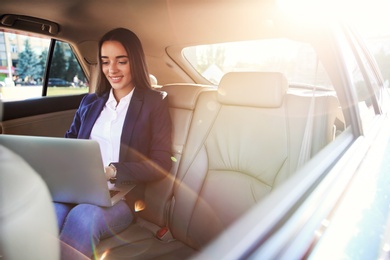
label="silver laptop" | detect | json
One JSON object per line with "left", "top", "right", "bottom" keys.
{"left": 0, "top": 134, "right": 135, "bottom": 207}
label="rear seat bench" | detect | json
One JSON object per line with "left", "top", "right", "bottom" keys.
{"left": 98, "top": 72, "right": 339, "bottom": 259}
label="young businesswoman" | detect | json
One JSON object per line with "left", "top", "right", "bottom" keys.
{"left": 55, "top": 28, "right": 172, "bottom": 258}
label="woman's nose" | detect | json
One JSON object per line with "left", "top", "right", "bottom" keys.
{"left": 108, "top": 63, "right": 118, "bottom": 72}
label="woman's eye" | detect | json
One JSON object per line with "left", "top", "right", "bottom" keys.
{"left": 119, "top": 61, "right": 128, "bottom": 65}
{"left": 101, "top": 61, "right": 109, "bottom": 65}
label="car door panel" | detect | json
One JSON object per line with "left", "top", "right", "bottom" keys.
{"left": 1, "top": 94, "right": 85, "bottom": 137}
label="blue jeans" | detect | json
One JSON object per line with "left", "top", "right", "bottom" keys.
{"left": 55, "top": 201, "right": 133, "bottom": 258}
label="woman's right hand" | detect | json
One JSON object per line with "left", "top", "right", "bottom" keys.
{"left": 104, "top": 165, "right": 117, "bottom": 180}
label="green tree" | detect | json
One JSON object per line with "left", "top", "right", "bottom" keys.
{"left": 35, "top": 48, "right": 48, "bottom": 84}
{"left": 16, "top": 39, "right": 40, "bottom": 82}
{"left": 65, "top": 54, "right": 83, "bottom": 83}
{"left": 50, "top": 42, "right": 67, "bottom": 79}
{"left": 197, "top": 45, "right": 226, "bottom": 74}
{"left": 374, "top": 48, "right": 390, "bottom": 84}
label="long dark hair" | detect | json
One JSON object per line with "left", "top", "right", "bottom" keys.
{"left": 95, "top": 28, "right": 151, "bottom": 96}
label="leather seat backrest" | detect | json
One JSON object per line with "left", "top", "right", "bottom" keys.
{"left": 0, "top": 146, "right": 60, "bottom": 259}
{"left": 168, "top": 72, "right": 339, "bottom": 249}
{"left": 170, "top": 72, "right": 290, "bottom": 248}
{"left": 138, "top": 84, "right": 214, "bottom": 226}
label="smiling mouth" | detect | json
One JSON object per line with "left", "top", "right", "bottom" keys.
{"left": 109, "top": 76, "right": 122, "bottom": 82}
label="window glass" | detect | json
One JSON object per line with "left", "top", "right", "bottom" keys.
{"left": 357, "top": 32, "right": 390, "bottom": 114}
{"left": 0, "top": 31, "right": 49, "bottom": 100}
{"left": 339, "top": 33, "right": 376, "bottom": 132}
{"left": 0, "top": 31, "right": 88, "bottom": 101}
{"left": 352, "top": 38, "right": 382, "bottom": 110}
{"left": 47, "top": 41, "right": 88, "bottom": 97}
{"left": 357, "top": 19, "right": 390, "bottom": 88}
{"left": 183, "top": 39, "right": 332, "bottom": 88}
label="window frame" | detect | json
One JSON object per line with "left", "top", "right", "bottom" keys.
{"left": 0, "top": 30, "right": 88, "bottom": 102}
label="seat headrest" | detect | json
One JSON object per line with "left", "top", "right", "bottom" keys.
{"left": 217, "top": 72, "right": 288, "bottom": 108}
{"left": 162, "top": 84, "right": 212, "bottom": 110}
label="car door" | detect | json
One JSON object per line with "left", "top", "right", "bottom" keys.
{"left": 193, "top": 23, "right": 390, "bottom": 260}
{"left": 0, "top": 31, "right": 88, "bottom": 137}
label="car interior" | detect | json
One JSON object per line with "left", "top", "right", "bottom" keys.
{"left": 0, "top": 0, "right": 387, "bottom": 259}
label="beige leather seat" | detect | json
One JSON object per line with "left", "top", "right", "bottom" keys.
{"left": 138, "top": 83, "right": 214, "bottom": 227}
{"left": 0, "top": 100, "right": 60, "bottom": 260}
{"left": 170, "top": 72, "right": 292, "bottom": 248}
{"left": 99, "top": 72, "right": 339, "bottom": 259}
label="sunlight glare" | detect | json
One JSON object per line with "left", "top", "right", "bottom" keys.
{"left": 134, "top": 200, "right": 146, "bottom": 212}
{"left": 277, "top": 0, "right": 390, "bottom": 36}
{"left": 100, "top": 250, "right": 109, "bottom": 260}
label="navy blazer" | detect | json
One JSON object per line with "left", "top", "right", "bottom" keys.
{"left": 65, "top": 87, "right": 172, "bottom": 184}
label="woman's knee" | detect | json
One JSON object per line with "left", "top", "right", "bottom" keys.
{"left": 66, "top": 204, "right": 104, "bottom": 226}
{"left": 54, "top": 202, "right": 74, "bottom": 230}
{"left": 62, "top": 202, "right": 132, "bottom": 238}
{"left": 61, "top": 204, "right": 105, "bottom": 241}
{"left": 72, "top": 204, "right": 103, "bottom": 216}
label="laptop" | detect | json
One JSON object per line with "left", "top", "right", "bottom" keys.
{"left": 0, "top": 134, "right": 135, "bottom": 207}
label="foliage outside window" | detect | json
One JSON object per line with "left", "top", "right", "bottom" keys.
{"left": 183, "top": 39, "right": 332, "bottom": 88}
{"left": 0, "top": 31, "right": 88, "bottom": 101}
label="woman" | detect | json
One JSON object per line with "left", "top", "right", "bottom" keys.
{"left": 55, "top": 28, "right": 172, "bottom": 258}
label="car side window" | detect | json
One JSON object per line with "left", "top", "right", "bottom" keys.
{"left": 0, "top": 31, "right": 88, "bottom": 101}
{"left": 0, "top": 31, "right": 49, "bottom": 100}
{"left": 183, "top": 39, "right": 333, "bottom": 88}
{"left": 46, "top": 41, "right": 88, "bottom": 97}
{"left": 339, "top": 33, "right": 377, "bottom": 133}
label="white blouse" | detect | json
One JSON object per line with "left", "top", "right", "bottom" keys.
{"left": 90, "top": 88, "right": 134, "bottom": 166}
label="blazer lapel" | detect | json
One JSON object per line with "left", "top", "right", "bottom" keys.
{"left": 78, "top": 93, "right": 108, "bottom": 139}
{"left": 120, "top": 88, "right": 144, "bottom": 161}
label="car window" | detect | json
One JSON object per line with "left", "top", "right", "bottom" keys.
{"left": 46, "top": 41, "right": 88, "bottom": 97}
{"left": 357, "top": 33, "right": 390, "bottom": 116}
{"left": 183, "top": 39, "right": 333, "bottom": 88}
{"left": 0, "top": 31, "right": 88, "bottom": 101}
{"left": 339, "top": 31, "right": 377, "bottom": 133}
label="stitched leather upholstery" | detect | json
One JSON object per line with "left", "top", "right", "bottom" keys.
{"left": 0, "top": 146, "right": 60, "bottom": 259}
{"left": 138, "top": 84, "right": 214, "bottom": 226}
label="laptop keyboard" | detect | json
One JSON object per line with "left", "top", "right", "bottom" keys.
{"left": 109, "top": 190, "right": 120, "bottom": 198}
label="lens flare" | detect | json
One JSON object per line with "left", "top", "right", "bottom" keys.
{"left": 134, "top": 200, "right": 146, "bottom": 212}
{"left": 99, "top": 250, "right": 109, "bottom": 260}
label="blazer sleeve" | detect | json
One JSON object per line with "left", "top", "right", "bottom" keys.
{"left": 113, "top": 92, "right": 173, "bottom": 183}
{"left": 65, "top": 94, "right": 98, "bottom": 139}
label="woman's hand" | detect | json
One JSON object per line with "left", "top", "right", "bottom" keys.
{"left": 104, "top": 165, "right": 117, "bottom": 180}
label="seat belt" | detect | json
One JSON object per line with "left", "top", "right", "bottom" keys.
{"left": 297, "top": 59, "right": 319, "bottom": 168}
{"left": 297, "top": 85, "right": 316, "bottom": 168}
{"left": 157, "top": 92, "right": 222, "bottom": 242}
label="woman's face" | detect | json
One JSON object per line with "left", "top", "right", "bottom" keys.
{"left": 101, "top": 40, "right": 135, "bottom": 99}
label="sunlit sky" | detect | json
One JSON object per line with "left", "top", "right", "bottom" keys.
{"left": 277, "top": 0, "right": 390, "bottom": 37}
{"left": 340, "top": 0, "right": 390, "bottom": 37}
{"left": 191, "top": 0, "right": 390, "bottom": 84}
